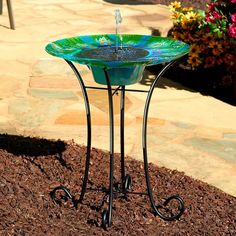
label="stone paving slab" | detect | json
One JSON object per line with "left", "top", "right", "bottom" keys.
{"left": 0, "top": 0, "right": 236, "bottom": 197}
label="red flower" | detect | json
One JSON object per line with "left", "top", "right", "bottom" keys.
{"left": 205, "top": 26, "right": 211, "bottom": 33}
{"left": 206, "top": 11, "right": 221, "bottom": 23}
{"left": 204, "top": 57, "right": 215, "bottom": 68}
{"left": 231, "top": 13, "right": 236, "bottom": 23}
{"left": 206, "top": 14, "right": 215, "bottom": 23}
{"left": 212, "top": 11, "right": 221, "bottom": 20}
{"left": 231, "top": 0, "right": 236, "bottom": 3}
{"left": 224, "top": 54, "right": 236, "bottom": 67}
{"left": 228, "top": 24, "right": 236, "bottom": 38}
{"left": 208, "top": 2, "right": 217, "bottom": 11}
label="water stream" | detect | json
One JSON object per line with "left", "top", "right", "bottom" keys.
{"left": 115, "top": 9, "right": 122, "bottom": 52}
{"left": 76, "top": 9, "right": 149, "bottom": 61}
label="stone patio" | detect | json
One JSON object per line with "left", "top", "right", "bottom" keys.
{"left": 0, "top": 0, "right": 236, "bottom": 196}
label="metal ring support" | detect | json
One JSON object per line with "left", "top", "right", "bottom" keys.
{"left": 142, "top": 61, "right": 185, "bottom": 220}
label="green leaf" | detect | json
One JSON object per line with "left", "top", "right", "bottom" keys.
{"left": 197, "top": 10, "right": 205, "bottom": 18}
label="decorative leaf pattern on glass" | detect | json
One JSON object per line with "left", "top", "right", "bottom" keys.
{"left": 45, "top": 34, "right": 189, "bottom": 68}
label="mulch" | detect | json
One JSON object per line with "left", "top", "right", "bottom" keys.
{"left": 0, "top": 134, "right": 235, "bottom": 235}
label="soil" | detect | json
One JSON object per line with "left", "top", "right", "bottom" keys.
{"left": 0, "top": 134, "right": 236, "bottom": 235}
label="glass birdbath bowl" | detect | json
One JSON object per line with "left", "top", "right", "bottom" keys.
{"left": 45, "top": 34, "right": 190, "bottom": 229}
{"left": 45, "top": 34, "right": 189, "bottom": 85}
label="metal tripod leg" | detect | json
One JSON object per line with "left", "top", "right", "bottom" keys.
{"left": 120, "top": 85, "right": 125, "bottom": 185}
{"left": 120, "top": 85, "right": 131, "bottom": 193}
{"left": 50, "top": 60, "right": 92, "bottom": 207}
{"left": 101, "top": 68, "right": 115, "bottom": 229}
{"left": 66, "top": 60, "right": 92, "bottom": 203}
{"left": 142, "top": 61, "right": 185, "bottom": 220}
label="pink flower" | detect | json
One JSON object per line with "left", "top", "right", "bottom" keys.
{"left": 229, "top": 24, "right": 236, "bottom": 38}
{"left": 231, "top": 0, "right": 236, "bottom": 3}
{"left": 231, "top": 13, "right": 236, "bottom": 23}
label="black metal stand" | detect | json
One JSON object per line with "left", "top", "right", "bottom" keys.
{"left": 50, "top": 60, "right": 185, "bottom": 229}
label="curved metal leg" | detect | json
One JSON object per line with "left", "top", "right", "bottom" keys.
{"left": 142, "top": 61, "right": 185, "bottom": 220}
{"left": 120, "top": 86, "right": 125, "bottom": 186}
{"left": 50, "top": 60, "right": 92, "bottom": 206}
{"left": 120, "top": 86, "right": 132, "bottom": 193}
{"left": 66, "top": 60, "right": 92, "bottom": 203}
{"left": 102, "top": 68, "right": 115, "bottom": 228}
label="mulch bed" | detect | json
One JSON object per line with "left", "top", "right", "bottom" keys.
{"left": 0, "top": 134, "right": 236, "bottom": 235}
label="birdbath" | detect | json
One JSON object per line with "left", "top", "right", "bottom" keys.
{"left": 45, "top": 33, "right": 189, "bottom": 228}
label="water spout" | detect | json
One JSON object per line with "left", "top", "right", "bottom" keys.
{"left": 115, "top": 9, "right": 122, "bottom": 52}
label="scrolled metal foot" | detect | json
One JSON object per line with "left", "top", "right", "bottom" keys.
{"left": 101, "top": 209, "right": 109, "bottom": 229}
{"left": 123, "top": 174, "right": 132, "bottom": 191}
{"left": 65, "top": 60, "right": 92, "bottom": 204}
{"left": 155, "top": 195, "right": 185, "bottom": 221}
{"left": 142, "top": 61, "right": 185, "bottom": 221}
{"left": 50, "top": 186, "right": 77, "bottom": 208}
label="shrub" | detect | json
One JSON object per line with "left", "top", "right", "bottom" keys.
{"left": 169, "top": 0, "right": 236, "bottom": 73}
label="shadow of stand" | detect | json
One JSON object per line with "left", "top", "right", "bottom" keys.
{"left": 140, "top": 61, "right": 196, "bottom": 93}
{"left": 0, "top": 134, "right": 71, "bottom": 175}
{"left": 141, "top": 56, "right": 236, "bottom": 106}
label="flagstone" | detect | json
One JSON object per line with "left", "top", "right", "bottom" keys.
{"left": 29, "top": 88, "right": 78, "bottom": 100}
{"left": 0, "top": 0, "right": 235, "bottom": 198}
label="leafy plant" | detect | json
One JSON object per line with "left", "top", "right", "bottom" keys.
{"left": 204, "top": 0, "right": 236, "bottom": 39}
{"left": 169, "top": 0, "right": 236, "bottom": 74}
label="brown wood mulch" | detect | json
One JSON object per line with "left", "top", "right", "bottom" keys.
{"left": 0, "top": 134, "right": 235, "bottom": 235}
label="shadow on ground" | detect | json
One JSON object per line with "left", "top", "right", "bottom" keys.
{"left": 0, "top": 24, "right": 10, "bottom": 29}
{"left": 0, "top": 134, "right": 66, "bottom": 157}
{"left": 0, "top": 134, "right": 72, "bottom": 173}
{"left": 141, "top": 67, "right": 196, "bottom": 92}
{"left": 140, "top": 61, "right": 236, "bottom": 106}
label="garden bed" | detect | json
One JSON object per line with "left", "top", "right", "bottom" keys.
{"left": 0, "top": 134, "right": 235, "bottom": 235}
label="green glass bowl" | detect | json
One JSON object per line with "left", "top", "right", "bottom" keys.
{"left": 45, "top": 34, "right": 189, "bottom": 85}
